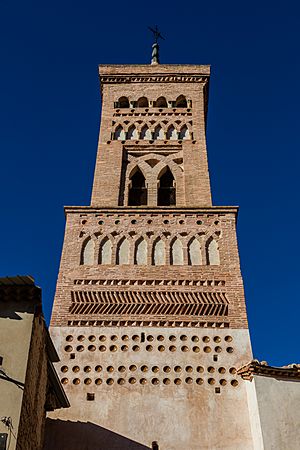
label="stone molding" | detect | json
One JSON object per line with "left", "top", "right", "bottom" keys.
{"left": 238, "top": 359, "right": 300, "bottom": 381}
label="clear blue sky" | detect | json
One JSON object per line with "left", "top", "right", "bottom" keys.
{"left": 1, "top": 0, "right": 299, "bottom": 366}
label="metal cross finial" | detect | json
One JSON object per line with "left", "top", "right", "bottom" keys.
{"left": 148, "top": 25, "right": 165, "bottom": 44}
{"left": 148, "top": 26, "right": 165, "bottom": 65}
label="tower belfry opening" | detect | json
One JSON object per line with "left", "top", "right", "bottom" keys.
{"left": 128, "top": 168, "right": 147, "bottom": 206}
{"left": 157, "top": 167, "right": 175, "bottom": 206}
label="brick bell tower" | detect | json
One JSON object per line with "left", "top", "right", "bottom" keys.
{"left": 48, "top": 42, "right": 260, "bottom": 450}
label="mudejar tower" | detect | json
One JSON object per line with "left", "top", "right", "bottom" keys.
{"left": 48, "top": 58, "right": 260, "bottom": 449}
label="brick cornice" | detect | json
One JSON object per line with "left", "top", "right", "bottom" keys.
{"left": 63, "top": 206, "right": 239, "bottom": 216}
{"left": 238, "top": 360, "right": 300, "bottom": 381}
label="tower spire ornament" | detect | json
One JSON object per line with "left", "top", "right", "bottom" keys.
{"left": 148, "top": 25, "right": 165, "bottom": 64}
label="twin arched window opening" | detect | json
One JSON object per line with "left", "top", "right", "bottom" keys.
{"left": 128, "top": 169, "right": 147, "bottom": 206}
{"left": 157, "top": 168, "right": 176, "bottom": 206}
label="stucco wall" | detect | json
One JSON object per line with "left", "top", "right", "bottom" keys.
{"left": 255, "top": 376, "right": 300, "bottom": 450}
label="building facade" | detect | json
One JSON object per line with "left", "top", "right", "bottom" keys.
{"left": 47, "top": 62, "right": 263, "bottom": 449}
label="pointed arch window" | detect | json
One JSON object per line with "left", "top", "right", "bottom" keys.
{"left": 118, "top": 96, "right": 129, "bottom": 108}
{"left": 170, "top": 238, "right": 183, "bottom": 265}
{"left": 140, "top": 125, "right": 152, "bottom": 140}
{"left": 207, "top": 238, "right": 220, "bottom": 265}
{"left": 188, "top": 238, "right": 202, "bottom": 265}
{"left": 155, "top": 96, "right": 168, "bottom": 108}
{"left": 128, "top": 168, "right": 147, "bottom": 206}
{"left": 137, "top": 97, "right": 149, "bottom": 107}
{"left": 117, "top": 238, "right": 130, "bottom": 265}
{"left": 115, "top": 125, "right": 126, "bottom": 140}
{"left": 166, "top": 125, "right": 178, "bottom": 140}
{"left": 99, "top": 238, "right": 112, "bottom": 265}
{"left": 179, "top": 125, "right": 190, "bottom": 140}
{"left": 157, "top": 167, "right": 176, "bottom": 206}
{"left": 153, "top": 239, "right": 165, "bottom": 265}
{"left": 153, "top": 125, "right": 164, "bottom": 140}
{"left": 81, "top": 238, "right": 95, "bottom": 265}
{"left": 175, "top": 95, "right": 187, "bottom": 108}
{"left": 135, "top": 238, "right": 147, "bottom": 265}
{"left": 127, "top": 125, "right": 139, "bottom": 140}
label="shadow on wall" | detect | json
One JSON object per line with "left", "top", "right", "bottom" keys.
{"left": 44, "top": 418, "right": 151, "bottom": 450}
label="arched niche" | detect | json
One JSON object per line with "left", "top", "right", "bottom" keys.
{"left": 170, "top": 238, "right": 183, "bottom": 265}
{"left": 153, "top": 239, "right": 165, "bottom": 265}
{"left": 99, "top": 238, "right": 112, "bottom": 265}
{"left": 140, "top": 125, "right": 152, "bottom": 140}
{"left": 179, "top": 125, "right": 190, "bottom": 140}
{"left": 128, "top": 167, "right": 147, "bottom": 206}
{"left": 117, "top": 238, "right": 130, "bottom": 265}
{"left": 155, "top": 96, "right": 168, "bottom": 108}
{"left": 166, "top": 125, "right": 178, "bottom": 140}
{"left": 207, "top": 238, "right": 220, "bottom": 265}
{"left": 137, "top": 97, "right": 149, "bottom": 107}
{"left": 135, "top": 238, "right": 147, "bottom": 265}
{"left": 153, "top": 125, "right": 164, "bottom": 140}
{"left": 188, "top": 238, "right": 202, "bottom": 265}
{"left": 115, "top": 125, "right": 126, "bottom": 140}
{"left": 157, "top": 167, "right": 176, "bottom": 206}
{"left": 128, "top": 125, "right": 139, "bottom": 140}
{"left": 175, "top": 95, "right": 187, "bottom": 108}
{"left": 118, "top": 96, "right": 129, "bottom": 108}
{"left": 81, "top": 238, "right": 95, "bottom": 265}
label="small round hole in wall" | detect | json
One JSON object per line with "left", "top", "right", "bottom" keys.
{"left": 181, "top": 346, "right": 189, "bottom": 352}
{"left": 214, "top": 220, "right": 219, "bottom": 225}
{"left": 99, "top": 335, "right": 106, "bottom": 342}
{"left": 107, "top": 378, "right": 114, "bottom": 385}
{"left": 231, "top": 380, "right": 238, "bottom": 387}
{"left": 179, "top": 219, "right": 185, "bottom": 224}
{"left": 196, "top": 366, "right": 204, "bottom": 373}
{"left": 141, "top": 365, "right": 148, "bottom": 372}
{"left": 163, "top": 366, "right": 171, "bottom": 373}
{"left": 110, "top": 345, "right": 118, "bottom": 352}
{"left": 225, "top": 336, "right": 233, "bottom": 342}
{"left": 174, "top": 366, "right": 182, "bottom": 373}
{"left": 180, "top": 335, "right": 188, "bottom": 341}
{"left": 81, "top": 220, "right": 87, "bottom": 225}
{"left": 76, "top": 345, "right": 84, "bottom": 352}
{"left": 207, "top": 366, "right": 215, "bottom": 373}
{"left": 229, "top": 367, "right": 237, "bottom": 374}
{"left": 84, "top": 366, "right": 91, "bottom": 373}
{"left": 202, "top": 336, "right": 210, "bottom": 343}
{"left": 61, "top": 378, "right": 68, "bottom": 384}
{"left": 169, "top": 335, "right": 176, "bottom": 342}
{"left": 203, "top": 346, "right": 211, "bottom": 353}
{"left": 118, "top": 378, "right": 125, "bottom": 385}
{"left": 73, "top": 378, "right": 80, "bottom": 385}
{"left": 152, "top": 366, "right": 159, "bottom": 373}
{"left": 95, "top": 378, "right": 102, "bottom": 385}
{"left": 133, "top": 345, "right": 140, "bottom": 352}
{"left": 214, "top": 336, "right": 221, "bottom": 343}
{"left": 185, "top": 366, "right": 193, "bottom": 373}
{"left": 215, "top": 346, "right": 222, "bottom": 353}
{"left": 84, "top": 378, "right": 92, "bottom": 385}
{"left": 129, "top": 377, "right": 136, "bottom": 384}
{"left": 226, "top": 347, "right": 234, "bottom": 353}
{"left": 147, "top": 335, "right": 154, "bottom": 342}
{"left": 147, "top": 219, "right": 152, "bottom": 224}
{"left": 192, "top": 336, "right": 199, "bottom": 342}
{"left": 98, "top": 220, "right": 104, "bottom": 225}
{"left": 66, "top": 335, "right": 73, "bottom": 342}
{"left": 121, "top": 335, "right": 129, "bottom": 341}
{"left": 163, "top": 219, "right": 169, "bottom": 224}
{"left": 163, "top": 378, "right": 171, "bottom": 385}
{"left": 99, "top": 345, "right": 106, "bottom": 352}
{"left": 111, "top": 335, "right": 118, "bottom": 341}
{"left": 118, "top": 366, "right": 126, "bottom": 373}
{"left": 131, "top": 219, "right": 137, "bottom": 224}
{"left": 219, "top": 367, "right": 226, "bottom": 374}
{"left": 64, "top": 345, "right": 73, "bottom": 352}
{"left": 185, "top": 377, "right": 193, "bottom": 384}
{"left": 174, "top": 378, "right": 182, "bottom": 385}
{"left": 72, "top": 366, "right": 80, "bottom": 373}
{"left": 196, "top": 220, "right": 202, "bottom": 225}
{"left": 196, "top": 378, "right": 204, "bottom": 385}
{"left": 88, "top": 335, "right": 96, "bottom": 342}
{"left": 169, "top": 345, "right": 176, "bottom": 352}
{"left": 115, "top": 220, "right": 120, "bottom": 225}
{"left": 220, "top": 379, "right": 227, "bottom": 386}
{"left": 208, "top": 378, "right": 215, "bottom": 385}
{"left": 146, "top": 345, "right": 153, "bottom": 352}
{"left": 157, "top": 335, "right": 164, "bottom": 341}
{"left": 121, "top": 345, "right": 128, "bottom": 352}
{"left": 95, "top": 365, "right": 102, "bottom": 372}
{"left": 61, "top": 366, "right": 68, "bottom": 373}
{"left": 107, "top": 366, "right": 114, "bottom": 373}
{"left": 88, "top": 345, "right": 96, "bottom": 352}
{"left": 140, "top": 378, "right": 147, "bottom": 385}
{"left": 132, "top": 335, "right": 140, "bottom": 342}
{"left": 129, "top": 365, "right": 137, "bottom": 372}
{"left": 158, "top": 345, "right": 165, "bottom": 352}
{"left": 152, "top": 378, "right": 160, "bottom": 385}
{"left": 193, "top": 346, "right": 200, "bottom": 353}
